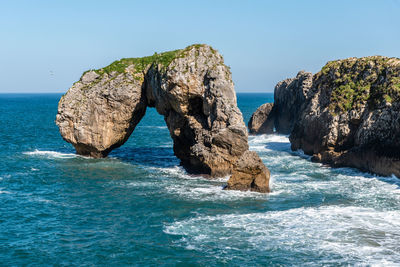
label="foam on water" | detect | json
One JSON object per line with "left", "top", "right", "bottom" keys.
{"left": 0, "top": 189, "right": 12, "bottom": 194}
{"left": 23, "top": 149, "right": 80, "bottom": 159}
{"left": 164, "top": 205, "right": 400, "bottom": 265}
{"left": 146, "top": 165, "right": 274, "bottom": 201}
{"left": 137, "top": 125, "right": 168, "bottom": 129}
{"left": 3, "top": 94, "right": 400, "bottom": 265}
{"left": 159, "top": 133, "right": 400, "bottom": 264}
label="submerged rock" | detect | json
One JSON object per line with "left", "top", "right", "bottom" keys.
{"left": 248, "top": 103, "right": 274, "bottom": 134}
{"left": 56, "top": 44, "right": 270, "bottom": 192}
{"left": 290, "top": 56, "right": 400, "bottom": 177}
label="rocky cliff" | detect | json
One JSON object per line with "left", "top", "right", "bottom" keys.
{"left": 56, "top": 44, "right": 270, "bottom": 192}
{"left": 290, "top": 56, "right": 400, "bottom": 177}
{"left": 273, "top": 71, "right": 313, "bottom": 134}
{"left": 248, "top": 71, "right": 313, "bottom": 135}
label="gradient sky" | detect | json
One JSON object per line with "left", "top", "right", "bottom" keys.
{"left": 1, "top": 0, "right": 399, "bottom": 93}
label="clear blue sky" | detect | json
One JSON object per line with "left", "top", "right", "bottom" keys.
{"left": 1, "top": 0, "right": 399, "bottom": 93}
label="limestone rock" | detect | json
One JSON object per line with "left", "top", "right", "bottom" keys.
{"left": 290, "top": 56, "right": 400, "bottom": 177}
{"left": 273, "top": 71, "right": 313, "bottom": 134}
{"left": 56, "top": 71, "right": 146, "bottom": 157}
{"left": 225, "top": 151, "right": 270, "bottom": 193}
{"left": 56, "top": 44, "right": 270, "bottom": 190}
{"left": 248, "top": 103, "right": 274, "bottom": 134}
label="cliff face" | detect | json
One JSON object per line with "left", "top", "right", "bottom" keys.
{"left": 248, "top": 71, "right": 313, "bottom": 135}
{"left": 56, "top": 44, "right": 270, "bottom": 192}
{"left": 290, "top": 56, "right": 400, "bottom": 177}
{"left": 273, "top": 71, "right": 313, "bottom": 134}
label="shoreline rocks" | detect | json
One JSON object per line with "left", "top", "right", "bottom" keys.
{"left": 290, "top": 56, "right": 400, "bottom": 178}
{"left": 56, "top": 44, "right": 270, "bottom": 192}
{"left": 248, "top": 103, "right": 274, "bottom": 134}
{"left": 249, "top": 56, "right": 400, "bottom": 178}
{"left": 225, "top": 151, "right": 270, "bottom": 193}
{"left": 248, "top": 71, "right": 313, "bottom": 135}
{"left": 250, "top": 55, "right": 400, "bottom": 178}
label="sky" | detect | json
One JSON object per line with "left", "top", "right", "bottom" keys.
{"left": 1, "top": 0, "right": 399, "bottom": 93}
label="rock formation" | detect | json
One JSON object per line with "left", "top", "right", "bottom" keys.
{"left": 225, "top": 151, "right": 270, "bottom": 193}
{"left": 273, "top": 71, "right": 313, "bottom": 134}
{"left": 290, "top": 56, "right": 400, "bottom": 177}
{"left": 56, "top": 44, "right": 270, "bottom": 192}
{"left": 247, "top": 71, "right": 313, "bottom": 135}
{"left": 248, "top": 103, "right": 274, "bottom": 134}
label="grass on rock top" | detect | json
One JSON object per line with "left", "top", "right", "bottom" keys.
{"left": 95, "top": 49, "right": 181, "bottom": 75}
{"left": 316, "top": 56, "right": 400, "bottom": 115}
{"left": 83, "top": 44, "right": 217, "bottom": 77}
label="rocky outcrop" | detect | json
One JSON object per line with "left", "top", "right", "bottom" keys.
{"left": 290, "top": 56, "right": 400, "bottom": 177}
{"left": 225, "top": 151, "right": 270, "bottom": 192}
{"left": 56, "top": 44, "right": 270, "bottom": 192}
{"left": 273, "top": 71, "right": 313, "bottom": 134}
{"left": 247, "top": 71, "right": 313, "bottom": 135}
{"left": 56, "top": 68, "right": 147, "bottom": 158}
{"left": 248, "top": 103, "right": 274, "bottom": 134}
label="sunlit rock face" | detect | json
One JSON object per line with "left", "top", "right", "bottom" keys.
{"left": 56, "top": 44, "right": 270, "bottom": 192}
{"left": 290, "top": 56, "right": 400, "bottom": 177}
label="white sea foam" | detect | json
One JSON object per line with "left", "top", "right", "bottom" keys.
{"left": 164, "top": 205, "right": 400, "bottom": 265}
{"left": 137, "top": 126, "right": 168, "bottom": 129}
{"left": 23, "top": 150, "right": 84, "bottom": 159}
{"left": 148, "top": 166, "right": 193, "bottom": 180}
{"left": 0, "top": 174, "right": 11, "bottom": 181}
{"left": 248, "top": 133, "right": 289, "bottom": 144}
{"left": 142, "top": 165, "right": 272, "bottom": 201}
{"left": 160, "top": 132, "right": 400, "bottom": 264}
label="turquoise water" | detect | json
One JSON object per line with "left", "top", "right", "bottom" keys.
{"left": 0, "top": 93, "right": 399, "bottom": 266}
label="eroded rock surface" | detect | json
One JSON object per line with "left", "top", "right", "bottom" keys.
{"left": 225, "top": 151, "right": 270, "bottom": 193}
{"left": 247, "top": 71, "right": 313, "bottom": 135}
{"left": 273, "top": 71, "right": 313, "bottom": 134}
{"left": 56, "top": 44, "right": 270, "bottom": 191}
{"left": 56, "top": 70, "right": 146, "bottom": 157}
{"left": 290, "top": 56, "right": 400, "bottom": 177}
{"left": 248, "top": 103, "right": 274, "bottom": 134}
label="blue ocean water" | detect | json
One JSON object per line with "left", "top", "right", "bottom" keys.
{"left": 0, "top": 93, "right": 399, "bottom": 266}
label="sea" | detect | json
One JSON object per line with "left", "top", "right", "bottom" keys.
{"left": 0, "top": 93, "right": 399, "bottom": 266}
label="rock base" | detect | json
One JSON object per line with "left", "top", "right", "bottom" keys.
{"left": 225, "top": 151, "right": 270, "bottom": 193}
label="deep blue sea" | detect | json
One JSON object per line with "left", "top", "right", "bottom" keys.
{"left": 0, "top": 93, "right": 399, "bottom": 266}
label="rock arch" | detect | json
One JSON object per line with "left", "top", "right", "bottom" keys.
{"left": 56, "top": 44, "right": 270, "bottom": 192}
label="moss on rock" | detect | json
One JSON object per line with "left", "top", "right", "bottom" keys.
{"left": 82, "top": 44, "right": 215, "bottom": 78}
{"left": 315, "top": 56, "right": 400, "bottom": 115}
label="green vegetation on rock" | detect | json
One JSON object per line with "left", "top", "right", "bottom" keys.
{"left": 316, "top": 56, "right": 400, "bottom": 115}
{"left": 82, "top": 44, "right": 216, "bottom": 78}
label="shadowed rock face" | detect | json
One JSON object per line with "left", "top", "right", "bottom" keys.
{"left": 56, "top": 44, "right": 270, "bottom": 192}
{"left": 273, "top": 71, "right": 313, "bottom": 134}
{"left": 247, "top": 71, "right": 313, "bottom": 135}
{"left": 290, "top": 56, "right": 400, "bottom": 177}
